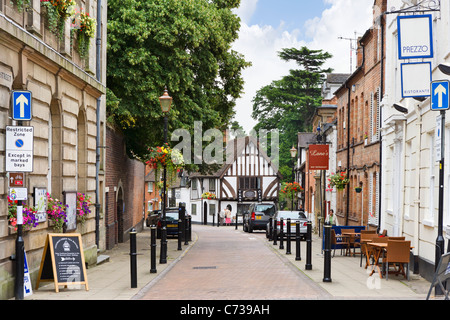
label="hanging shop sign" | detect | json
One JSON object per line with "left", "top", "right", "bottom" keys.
{"left": 309, "top": 144, "right": 330, "bottom": 170}
{"left": 400, "top": 62, "right": 432, "bottom": 98}
{"left": 397, "top": 14, "right": 433, "bottom": 60}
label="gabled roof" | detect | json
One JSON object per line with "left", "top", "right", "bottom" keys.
{"left": 188, "top": 136, "right": 283, "bottom": 179}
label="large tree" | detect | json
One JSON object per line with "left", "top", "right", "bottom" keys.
{"left": 252, "top": 47, "right": 332, "bottom": 182}
{"left": 107, "top": 0, "right": 250, "bottom": 162}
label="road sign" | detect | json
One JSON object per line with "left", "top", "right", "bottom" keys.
{"left": 431, "top": 80, "right": 450, "bottom": 111}
{"left": 5, "top": 126, "right": 34, "bottom": 172}
{"left": 9, "top": 173, "right": 25, "bottom": 187}
{"left": 11, "top": 90, "right": 32, "bottom": 121}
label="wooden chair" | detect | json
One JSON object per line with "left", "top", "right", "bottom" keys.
{"left": 361, "top": 230, "right": 377, "bottom": 235}
{"left": 383, "top": 240, "right": 411, "bottom": 280}
{"left": 331, "top": 229, "right": 349, "bottom": 257}
{"left": 360, "top": 233, "right": 379, "bottom": 267}
{"left": 388, "top": 237, "right": 405, "bottom": 240}
{"left": 342, "top": 229, "right": 360, "bottom": 256}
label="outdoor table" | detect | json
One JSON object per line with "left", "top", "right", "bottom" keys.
{"left": 360, "top": 239, "right": 373, "bottom": 268}
{"left": 368, "top": 242, "right": 414, "bottom": 278}
{"left": 340, "top": 233, "right": 361, "bottom": 256}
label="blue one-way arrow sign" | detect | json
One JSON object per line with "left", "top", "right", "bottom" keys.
{"left": 431, "top": 80, "right": 450, "bottom": 111}
{"left": 11, "top": 90, "right": 32, "bottom": 121}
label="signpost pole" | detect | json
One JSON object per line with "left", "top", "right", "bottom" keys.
{"left": 436, "top": 110, "right": 445, "bottom": 296}
{"left": 14, "top": 203, "right": 24, "bottom": 300}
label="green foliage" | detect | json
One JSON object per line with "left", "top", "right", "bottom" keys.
{"left": 252, "top": 46, "right": 332, "bottom": 183}
{"left": 107, "top": 0, "right": 251, "bottom": 160}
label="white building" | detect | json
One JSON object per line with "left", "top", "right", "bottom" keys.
{"left": 381, "top": 0, "right": 450, "bottom": 281}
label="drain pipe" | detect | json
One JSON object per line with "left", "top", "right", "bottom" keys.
{"left": 95, "top": 0, "right": 102, "bottom": 247}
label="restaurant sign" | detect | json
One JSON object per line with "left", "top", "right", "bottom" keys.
{"left": 309, "top": 144, "right": 329, "bottom": 170}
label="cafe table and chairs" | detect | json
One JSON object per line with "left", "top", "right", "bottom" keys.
{"left": 359, "top": 233, "right": 379, "bottom": 268}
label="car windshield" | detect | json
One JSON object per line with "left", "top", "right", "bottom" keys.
{"left": 166, "top": 211, "right": 179, "bottom": 222}
{"left": 278, "top": 211, "right": 306, "bottom": 219}
{"left": 255, "top": 205, "right": 275, "bottom": 215}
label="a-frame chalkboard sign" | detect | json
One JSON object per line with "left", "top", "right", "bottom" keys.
{"left": 36, "top": 233, "right": 89, "bottom": 292}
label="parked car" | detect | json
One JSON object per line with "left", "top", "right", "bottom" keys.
{"left": 157, "top": 208, "right": 190, "bottom": 239}
{"left": 267, "top": 211, "right": 307, "bottom": 240}
{"left": 243, "top": 203, "right": 277, "bottom": 233}
{"left": 145, "top": 210, "right": 161, "bottom": 227}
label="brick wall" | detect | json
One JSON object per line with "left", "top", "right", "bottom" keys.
{"left": 105, "top": 125, "right": 145, "bottom": 250}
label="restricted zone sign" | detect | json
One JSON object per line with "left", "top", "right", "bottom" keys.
{"left": 5, "top": 126, "right": 34, "bottom": 172}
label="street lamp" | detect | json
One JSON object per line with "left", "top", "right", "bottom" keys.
{"left": 159, "top": 88, "right": 172, "bottom": 264}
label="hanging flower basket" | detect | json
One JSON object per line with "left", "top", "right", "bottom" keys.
{"left": 41, "top": 0, "right": 76, "bottom": 40}
{"left": 8, "top": 196, "right": 39, "bottom": 232}
{"left": 329, "top": 172, "right": 349, "bottom": 191}
{"left": 145, "top": 143, "right": 185, "bottom": 189}
{"left": 71, "top": 9, "right": 96, "bottom": 59}
{"left": 281, "top": 182, "right": 304, "bottom": 196}
{"left": 201, "top": 192, "right": 217, "bottom": 200}
{"left": 355, "top": 187, "right": 362, "bottom": 193}
{"left": 46, "top": 193, "right": 68, "bottom": 233}
{"left": 76, "top": 192, "right": 92, "bottom": 224}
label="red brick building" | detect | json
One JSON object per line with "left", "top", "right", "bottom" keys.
{"left": 334, "top": 0, "right": 386, "bottom": 227}
{"left": 105, "top": 125, "right": 145, "bottom": 250}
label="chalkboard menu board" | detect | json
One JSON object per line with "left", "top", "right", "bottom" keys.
{"left": 36, "top": 233, "right": 89, "bottom": 292}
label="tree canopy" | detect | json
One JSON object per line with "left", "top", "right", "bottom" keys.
{"left": 252, "top": 47, "right": 332, "bottom": 182}
{"left": 107, "top": 0, "right": 251, "bottom": 161}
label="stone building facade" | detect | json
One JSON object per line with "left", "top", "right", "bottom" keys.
{"left": 0, "top": 0, "right": 107, "bottom": 299}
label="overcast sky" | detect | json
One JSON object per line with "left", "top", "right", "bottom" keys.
{"left": 231, "top": 0, "right": 374, "bottom": 133}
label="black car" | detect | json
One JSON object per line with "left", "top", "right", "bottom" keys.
{"left": 146, "top": 208, "right": 189, "bottom": 239}
{"left": 243, "top": 203, "right": 277, "bottom": 233}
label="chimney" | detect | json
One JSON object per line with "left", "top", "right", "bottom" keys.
{"left": 356, "top": 37, "right": 363, "bottom": 68}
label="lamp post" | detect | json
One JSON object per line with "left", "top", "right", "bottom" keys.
{"left": 290, "top": 145, "right": 297, "bottom": 210}
{"left": 159, "top": 88, "right": 172, "bottom": 264}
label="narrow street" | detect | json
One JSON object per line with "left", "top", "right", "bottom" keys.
{"left": 136, "top": 225, "right": 330, "bottom": 300}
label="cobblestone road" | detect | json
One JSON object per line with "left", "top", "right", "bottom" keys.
{"left": 136, "top": 225, "right": 330, "bottom": 300}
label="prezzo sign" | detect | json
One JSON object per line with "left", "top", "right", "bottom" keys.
{"left": 397, "top": 15, "right": 433, "bottom": 60}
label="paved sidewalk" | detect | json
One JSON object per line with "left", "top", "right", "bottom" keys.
{"left": 25, "top": 226, "right": 197, "bottom": 300}
{"left": 24, "top": 224, "right": 438, "bottom": 300}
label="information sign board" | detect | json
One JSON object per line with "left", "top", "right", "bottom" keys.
{"left": 5, "top": 126, "right": 34, "bottom": 172}
{"left": 36, "top": 233, "right": 89, "bottom": 293}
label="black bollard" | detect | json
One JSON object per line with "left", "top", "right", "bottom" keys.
{"left": 323, "top": 223, "right": 332, "bottom": 282}
{"left": 305, "top": 221, "right": 312, "bottom": 270}
{"left": 268, "top": 217, "right": 272, "bottom": 240}
{"left": 273, "top": 219, "right": 278, "bottom": 245}
{"left": 178, "top": 219, "right": 182, "bottom": 250}
{"left": 130, "top": 228, "right": 137, "bottom": 288}
{"left": 188, "top": 216, "right": 192, "bottom": 241}
{"left": 279, "top": 218, "right": 284, "bottom": 250}
{"left": 295, "top": 221, "right": 301, "bottom": 261}
{"left": 184, "top": 216, "right": 189, "bottom": 245}
{"left": 150, "top": 226, "right": 157, "bottom": 274}
{"left": 286, "top": 218, "right": 291, "bottom": 254}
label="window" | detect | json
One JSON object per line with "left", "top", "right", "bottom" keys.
{"left": 192, "top": 179, "right": 197, "bottom": 190}
{"left": 239, "top": 177, "right": 260, "bottom": 189}
{"left": 148, "top": 182, "right": 153, "bottom": 193}
{"left": 209, "top": 178, "right": 215, "bottom": 192}
{"left": 209, "top": 204, "right": 216, "bottom": 216}
{"left": 191, "top": 203, "right": 197, "bottom": 215}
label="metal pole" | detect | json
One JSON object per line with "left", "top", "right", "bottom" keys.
{"left": 268, "top": 217, "right": 273, "bottom": 241}
{"left": 323, "top": 223, "right": 332, "bottom": 282}
{"left": 273, "top": 219, "right": 277, "bottom": 246}
{"left": 286, "top": 218, "right": 291, "bottom": 254}
{"left": 160, "top": 115, "right": 168, "bottom": 264}
{"left": 150, "top": 226, "right": 157, "bottom": 274}
{"left": 296, "top": 221, "right": 301, "bottom": 261}
{"left": 14, "top": 202, "right": 24, "bottom": 300}
{"left": 279, "top": 218, "right": 284, "bottom": 250}
{"left": 436, "top": 110, "right": 446, "bottom": 295}
{"left": 130, "top": 228, "right": 137, "bottom": 288}
{"left": 184, "top": 216, "right": 189, "bottom": 245}
{"left": 305, "top": 221, "right": 312, "bottom": 270}
{"left": 177, "top": 218, "right": 182, "bottom": 251}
